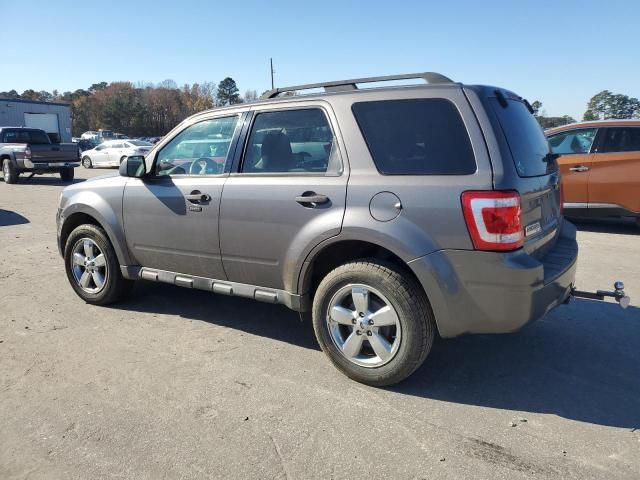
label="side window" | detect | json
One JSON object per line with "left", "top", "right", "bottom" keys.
{"left": 95, "top": 144, "right": 106, "bottom": 151}
{"left": 3, "top": 131, "right": 17, "bottom": 142}
{"left": 352, "top": 99, "right": 476, "bottom": 175}
{"left": 155, "top": 115, "right": 239, "bottom": 176}
{"left": 602, "top": 127, "right": 640, "bottom": 153}
{"left": 241, "top": 108, "right": 340, "bottom": 174}
{"left": 548, "top": 128, "right": 596, "bottom": 155}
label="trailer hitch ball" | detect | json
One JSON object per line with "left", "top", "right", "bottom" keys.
{"left": 572, "top": 280, "right": 631, "bottom": 309}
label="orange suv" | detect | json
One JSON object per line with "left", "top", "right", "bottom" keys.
{"left": 546, "top": 120, "right": 640, "bottom": 225}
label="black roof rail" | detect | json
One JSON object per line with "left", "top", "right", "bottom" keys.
{"left": 260, "top": 72, "right": 454, "bottom": 99}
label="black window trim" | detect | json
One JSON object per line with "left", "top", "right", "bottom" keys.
{"left": 351, "top": 98, "right": 478, "bottom": 176}
{"left": 231, "top": 105, "right": 344, "bottom": 177}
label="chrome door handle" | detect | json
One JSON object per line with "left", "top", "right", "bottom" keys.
{"left": 569, "top": 165, "right": 590, "bottom": 172}
{"left": 185, "top": 191, "right": 211, "bottom": 203}
{"left": 295, "top": 193, "right": 329, "bottom": 206}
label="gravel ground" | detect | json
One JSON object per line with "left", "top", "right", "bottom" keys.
{"left": 1, "top": 168, "right": 639, "bottom": 480}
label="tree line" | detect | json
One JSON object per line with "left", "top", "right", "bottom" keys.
{"left": 2, "top": 80, "right": 639, "bottom": 135}
{"left": 0, "top": 78, "right": 258, "bottom": 137}
{"left": 532, "top": 90, "right": 640, "bottom": 129}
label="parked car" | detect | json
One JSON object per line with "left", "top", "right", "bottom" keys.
{"left": 77, "top": 139, "right": 99, "bottom": 153}
{"left": 546, "top": 120, "right": 640, "bottom": 225}
{"left": 1, "top": 127, "right": 79, "bottom": 183}
{"left": 57, "top": 72, "right": 578, "bottom": 386}
{"left": 81, "top": 140, "right": 153, "bottom": 168}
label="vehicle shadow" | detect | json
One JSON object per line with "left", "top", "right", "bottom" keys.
{"left": 0, "top": 209, "right": 29, "bottom": 227}
{"left": 114, "top": 281, "right": 319, "bottom": 351}
{"left": 113, "top": 283, "right": 640, "bottom": 429}
{"left": 392, "top": 299, "right": 640, "bottom": 429}
{"left": 571, "top": 217, "right": 639, "bottom": 236}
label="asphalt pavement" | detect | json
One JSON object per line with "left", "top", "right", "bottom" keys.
{"left": 1, "top": 168, "right": 639, "bottom": 479}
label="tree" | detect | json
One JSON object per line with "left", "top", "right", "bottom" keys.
{"left": 529, "top": 100, "right": 575, "bottom": 129}
{"left": 537, "top": 115, "right": 576, "bottom": 129}
{"left": 583, "top": 90, "right": 640, "bottom": 120}
{"left": 243, "top": 89, "right": 258, "bottom": 102}
{"left": 88, "top": 82, "right": 108, "bottom": 93}
{"left": 0, "top": 89, "right": 20, "bottom": 99}
{"left": 531, "top": 100, "right": 543, "bottom": 116}
{"left": 216, "top": 77, "right": 240, "bottom": 106}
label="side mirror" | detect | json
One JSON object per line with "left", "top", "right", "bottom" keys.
{"left": 119, "top": 155, "right": 146, "bottom": 178}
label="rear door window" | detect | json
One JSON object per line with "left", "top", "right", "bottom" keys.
{"left": 490, "top": 98, "right": 554, "bottom": 177}
{"left": 241, "top": 108, "right": 340, "bottom": 175}
{"left": 352, "top": 99, "right": 476, "bottom": 175}
{"left": 602, "top": 127, "right": 640, "bottom": 153}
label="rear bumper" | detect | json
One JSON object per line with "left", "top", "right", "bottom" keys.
{"left": 20, "top": 159, "right": 79, "bottom": 170}
{"left": 408, "top": 220, "right": 578, "bottom": 338}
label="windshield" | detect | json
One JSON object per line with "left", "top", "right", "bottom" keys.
{"left": 128, "top": 140, "right": 153, "bottom": 146}
{"left": 490, "top": 98, "right": 555, "bottom": 177}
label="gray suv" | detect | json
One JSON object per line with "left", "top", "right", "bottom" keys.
{"left": 56, "top": 73, "right": 578, "bottom": 386}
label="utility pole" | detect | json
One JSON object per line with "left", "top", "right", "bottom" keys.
{"left": 270, "top": 58, "right": 275, "bottom": 89}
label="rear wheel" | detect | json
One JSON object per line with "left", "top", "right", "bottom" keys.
{"left": 60, "top": 167, "right": 74, "bottom": 182}
{"left": 64, "top": 224, "right": 133, "bottom": 305}
{"left": 312, "top": 260, "right": 435, "bottom": 386}
{"left": 82, "top": 156, "right": 92, "bottom": 169}
{"left": 2, "top": 159, "right": 19, "bottom": 184}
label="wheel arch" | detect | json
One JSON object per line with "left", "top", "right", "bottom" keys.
{"left": 299, "top": 238, "right": 419, "bottom": 298}
{"left": 59, "top": 204, "right": 132, "bottom": 266}
{"left": 298, "top": 238, "right": 448, "bottom": 336}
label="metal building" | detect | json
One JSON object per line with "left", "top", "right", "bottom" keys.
{"left": 0, "top": 98, "right": 72, "bottom": 143}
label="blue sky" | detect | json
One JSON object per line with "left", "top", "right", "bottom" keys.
{"left": 2, "top": 0, "right": 638, "bottom": 120}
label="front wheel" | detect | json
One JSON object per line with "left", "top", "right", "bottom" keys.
{"left": 82, "top": 156, "right": 92, "bottom": 169}
{"left": 2, "top": 158, "right": 19, "bottom": 184}
{"left": 312, "top": 260, "right": 435, "bottom": 386}
{"left": 64, "top": 224, "right": 133, "bottom": 305}
{"left": 120, "top": 156, "right": 127, "bottom": 165}
{"left": 60, "top": 167, "right": 74, "bottom": 182}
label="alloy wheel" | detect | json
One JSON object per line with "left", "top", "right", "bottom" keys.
{"left": 70, "top": 238, "right": 108, "bottom": 293}
{"left": 326, "top": 284, "right": 402, "bottom": 367}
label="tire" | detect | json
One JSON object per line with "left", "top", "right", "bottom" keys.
{"left": 82, "top": 156, "right": 92, "bottom": 169}
{"left": 60, "top": 167, "right": 74, "bottom": 182}
{"left": 64, "top": 224, "right": 133, "bottom": 305}
{"left": 120, "top": 156, "right": 127, "bottom": 165}
{"left": 2, "top": 158, "right": 19, "bottom": 184}
{"left": 312, "top": 260, "right": 435, "bottom": 387}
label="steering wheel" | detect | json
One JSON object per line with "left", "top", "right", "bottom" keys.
{"left": 189, "top": 157, "right": 220, "bottom": 175}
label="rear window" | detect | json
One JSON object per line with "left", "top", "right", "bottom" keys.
{"left": 2, "top": 129, "right": 51, "bottom": 144}
{"left": 490, "top": 98, "right": 554, "bottom": 177}
{"left": 352, "top": 99, "right": 476, "bottom": 175}
{"left": 127, "top": 140, "right": 153, "bottom": 147}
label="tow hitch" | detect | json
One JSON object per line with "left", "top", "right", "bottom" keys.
{"left": 571, "top": 281, "right": 631, "bottom": 309}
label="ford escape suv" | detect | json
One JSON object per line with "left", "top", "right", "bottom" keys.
{"left": 56, "top": 72, "right": 577, "bottom": 386}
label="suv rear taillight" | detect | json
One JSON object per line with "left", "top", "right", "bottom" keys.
{"left": 24, "top": 147, "right": 32, "bottom": 159}
{"left": 461, "top": 191, "right": 523, "bottom": 251}
{"left": 559, "top": 182, "right": 564, "bottom": 215}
